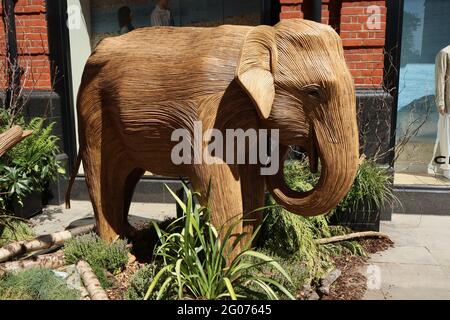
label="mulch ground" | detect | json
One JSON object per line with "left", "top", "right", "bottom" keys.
{"left": 105, "top": 236, "right": 395, "bottom": 300}
{"left": 322, "top": 237, "right": 394, "bottom": 300}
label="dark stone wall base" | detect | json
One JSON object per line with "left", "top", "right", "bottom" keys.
{"left": 68, "top": 176, "right": 183, "bottom": 205}
{"left": 356, "top": 88, "right": 394, "bottom": 165}
{"left": 392, "top": 185, "right": 450, "bottom": 216}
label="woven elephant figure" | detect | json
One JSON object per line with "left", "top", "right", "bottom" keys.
{"left": 66, "top": 19, "right": 359, "bottom": 249}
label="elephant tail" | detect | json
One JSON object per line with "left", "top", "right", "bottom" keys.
{"left": 65, "top": 146, "right": 83, "bottom": 209}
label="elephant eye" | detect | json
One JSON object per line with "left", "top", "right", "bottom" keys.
{"left": 302, "top": 85, "right": 323, "bottom": 101}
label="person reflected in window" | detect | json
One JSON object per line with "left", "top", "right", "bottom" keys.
{"left": 118, "top": 6, "right": 135, "bottom": 34}
{"left": 435, "top": 45, "right": 450, "bottom": 179}
{"left": 150, "top": 0, "right": 173, "bottom": 26}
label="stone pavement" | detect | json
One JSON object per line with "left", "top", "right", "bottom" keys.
{"left": 31, "top": 200, "right": 176, "bottom": 235}
{"left": 364, "top": 214, "right": 450, "bottom": 300}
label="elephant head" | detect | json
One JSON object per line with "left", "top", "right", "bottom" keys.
{"left": 235, "top": 19, "right": 359, "bottom": 216}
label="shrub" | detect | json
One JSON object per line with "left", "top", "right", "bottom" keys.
{"left": 284, "top": 158, "right": 398, "bottom": 214}
{"left": 125, "top": 263, "right": 160, "bottom": 300}
{"left": 0, "top": 268, "right": 80, "bottom": 300}
{"left": 258, "top": 158, "right": 369, "bottom": 284}
{"left": 239, "top": 249, "right": 309, "bottom": 299}
{"left": 63, "top": 233, "right": 129, "bottom": 288}
{"left": 0, "top": 218, "right": 34, "bottom": 247}
{"left": 258, "top": 198, "right": 335, "bottom": 282}
{"left": 145, "top": 184, "right": 295, "bottom": 300}
{"left": 0, "top": 112, "right": 65, "bottom": 208}
{"left": 332, "top": 159, "right": 398, "bottom": 225}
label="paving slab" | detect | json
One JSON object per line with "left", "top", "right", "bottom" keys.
{"left": 31, "top": 200, "right": 176, "bottom": 235}
{"left": 370, "top": 246, "right": 440, "bottom": 265}
{"left": 364, "top": 214, "right": 450, "bottom": 300}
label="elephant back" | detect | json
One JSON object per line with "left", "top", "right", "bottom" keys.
{"left": 86, "top": 25, "right": 252, "bottom": 103}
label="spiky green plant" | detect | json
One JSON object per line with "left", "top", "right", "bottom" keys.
{"left": 145, "top": 184, "right": 295, "bottom": 300}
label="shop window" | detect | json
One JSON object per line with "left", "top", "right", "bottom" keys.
{"left": 89, "top": 0, "right": 261, "bottom": 47}
{"left": 394, "top": 0, "right": 450, "bottom": 186}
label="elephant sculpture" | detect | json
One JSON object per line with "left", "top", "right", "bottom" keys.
{"left": 66, "top": 19, "right": 359, "bottom": 248}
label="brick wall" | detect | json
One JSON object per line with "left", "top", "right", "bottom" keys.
{"left": 280, "top": 0, "right": 387, "bottom": 88}
{"left": 1, "top": 0, "right": 51, "bottom": 90}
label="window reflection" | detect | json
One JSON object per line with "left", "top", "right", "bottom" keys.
{"left": 90, "top": 0, "right": 261, "bottom": 47}
{"left": 395, "top": 0, "right": 450, "bottom": 185}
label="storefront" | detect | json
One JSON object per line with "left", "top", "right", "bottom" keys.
{"left": 3, "top": 0, "right": 450, "bottom": 212}
{"left": 394, "top": 0, "right": 450, "bottom": 187}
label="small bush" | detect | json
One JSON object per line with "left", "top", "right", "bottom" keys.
{"left": 258, "top": 159, "right": 368, "bottom": 285}
{"left": 258, "top": 199, "right": 336, "bottom": 283}
{"left": 63, "top": 233, "right": 129, "bottom": 288}
{"left": 0, "top": 268, "right": 80, "bottom": 300}
{"left": 240, "top": 249, "right": 309, "bottom": 299}
{"left": 337, "top": 159, "right": 397, "bottom": 212}
{"left": 0, "top": 218, "right": 34, "bottom": 247}
{"left": 125, "top": 263, "right": 160, "bottom": 300}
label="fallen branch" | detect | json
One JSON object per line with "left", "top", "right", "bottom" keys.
{"left": 76, "top": 260, "right": 109, "bottom": 300}
{"left": 0, "top": 224, "right": 95, "bottom": 263}
{"left": 0, "top": 126, "right": 33, "bottom": 157}
{"left": 315, "top": 231, "right": 390, "bottom": 245}
{"left": 0, "top": 251, "right": 65, "bottom": 276}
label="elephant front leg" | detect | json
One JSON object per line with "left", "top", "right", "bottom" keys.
{"left": 240, "top": 164, "right": 266, "bottom": 245}
{"left": 189, "top": 164, "right": 245, "bottom": 257}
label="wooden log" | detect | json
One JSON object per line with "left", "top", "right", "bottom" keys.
{"left": 0, "top": 126, "right": 33, "bottom": 157}
{"left": 76, "top": 260, "right": 109, "bottom": 300}
{"left": 0, "top": 224, "right": 95, "bottom": 263}
{"left": 315, "top": 231, "right": 390, "bottom": 245}
{"left": 0, "top": 251, "right": 65, "bottom": 276}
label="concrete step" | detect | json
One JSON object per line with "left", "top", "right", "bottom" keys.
{"left": 392, "top": 185, "right": 450, "bottom": 216}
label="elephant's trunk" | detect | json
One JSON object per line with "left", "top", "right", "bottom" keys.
{"left": 266, "top": 97, "right": 359, "bottom": 216}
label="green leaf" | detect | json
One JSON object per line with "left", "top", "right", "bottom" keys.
{"left": 223, "top": 277, "right": 237, "bottom": 300}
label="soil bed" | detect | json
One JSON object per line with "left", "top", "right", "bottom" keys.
{"left": 323, "top": 237, "right": 394, "bottom": 300}
{"left": 104, "top": 237, "right": 394, "bottom": 300}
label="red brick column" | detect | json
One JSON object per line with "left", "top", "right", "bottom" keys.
{"left": 280, "top": 0, "right": 304, "bottom": 19}
{"left": 340, "top": 0, "right": 386, "bottom": 87}
{"left": 1, "top": 0, "right": 51, "bottom": 90}
{"left": 279, "top": 0, "right": 387, "bottom": 89}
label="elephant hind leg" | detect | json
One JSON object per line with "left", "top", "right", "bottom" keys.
{"left": 82, "top": 143, "right": 136, "bottom": 242}
{"left": 122, "top": 168, "right": 145, "bottom": 238}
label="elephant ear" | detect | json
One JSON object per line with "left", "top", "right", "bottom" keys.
{"left": 236, "top": 25, "right": 278, "bottom": 120}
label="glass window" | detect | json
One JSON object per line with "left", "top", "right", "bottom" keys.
{"left": 395, "top": 0, "right": 450, "bottom": 186}
{"left": 89, "top": 0, "right": 262, "bottom": 47}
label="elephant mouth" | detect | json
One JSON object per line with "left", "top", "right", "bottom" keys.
{"left": 306, "top": 126, "right": 319, "bottom": 174}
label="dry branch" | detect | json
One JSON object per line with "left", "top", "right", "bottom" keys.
{"left": 0, "top": 126, "right": 33, "bottom": 157}
{"left": 76, "top": 260, "right": 109, "bottom": 300}
{"left": 0, "top": 224, "right": 95, "bottom": 263}
{"left": 0, "top": 251, "right": 65, "bottom": 276}
{"left": 315, "top": 231, "right": 390, "bottom": 245}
